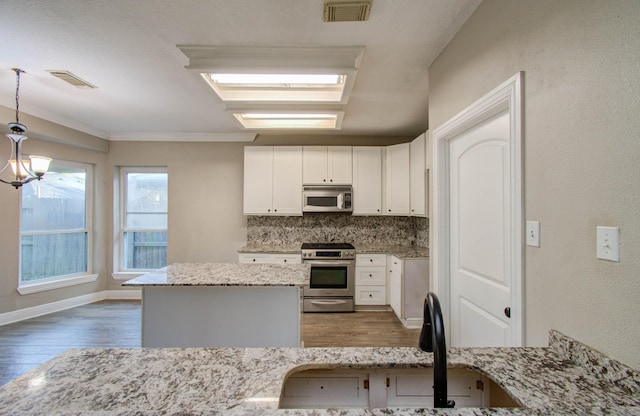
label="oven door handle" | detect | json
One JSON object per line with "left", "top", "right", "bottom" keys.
{"left": 304, "top": 260, "right": 354, "bottom": 266}
{"left": 310, "top": 299, "right": 348, "bottom": 305}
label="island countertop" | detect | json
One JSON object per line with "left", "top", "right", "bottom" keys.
{"left": 0, "top": 331, "right": 638, "bottom": 415}
{"left": 122, "top": 262, "right": 310, "bottom": 287}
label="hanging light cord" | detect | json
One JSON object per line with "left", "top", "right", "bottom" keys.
{"left": 14, "top": 68, "right": 22, "bottom": 125}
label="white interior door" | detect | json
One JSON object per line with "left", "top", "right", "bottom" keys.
{"left": 432, "top": 73, "right": 523, "bottom": 348}
{"left": 449, "top": 111, "right": 512, "bottom": 347}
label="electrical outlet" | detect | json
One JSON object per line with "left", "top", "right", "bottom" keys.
{"left": 596, "top": 226, "right": 620, "bottom": 262}
{"left": 526, "top": 221, "right": 540, "bottom": 247}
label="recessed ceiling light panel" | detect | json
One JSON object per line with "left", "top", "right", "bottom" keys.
{"left": 233, "top": 112, "right": 343, "bottom": 130}
{"left": 201, "top": 73, "right": 347, "bottom": 103}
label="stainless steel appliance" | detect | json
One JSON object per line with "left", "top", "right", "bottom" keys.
{"left": 302, "top": 186, "right": 353, "bottom": 214}
{"left": 302, "top": 242, "right": 355, "bottom": 312}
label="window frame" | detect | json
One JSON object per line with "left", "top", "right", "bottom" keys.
{"left": 114, "top": 166, "right": 168, "bottom": 277}
{"left": 17, "top": 159, "right": 97, "bottom": 295}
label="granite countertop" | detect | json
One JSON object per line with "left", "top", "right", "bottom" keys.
{"left": 0, "top": 331, "right": 637, "bottom": 415}
{"left": 122, "top": 262, "right": 310, "bottom": 287}
{"left": 238, "top": 244, "right": 429, "bottom": 259}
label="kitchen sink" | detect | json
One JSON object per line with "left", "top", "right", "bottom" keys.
{"left": 279, "top": 366, "right": 520, "bottom": 409}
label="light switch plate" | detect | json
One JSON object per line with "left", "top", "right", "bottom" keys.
{"left": 526, "top": 221, "right": 540, "bottom": 247}
{"left": 596, "top": 226, "right": 620, "bottom": 262}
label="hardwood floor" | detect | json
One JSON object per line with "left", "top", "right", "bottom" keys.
{"left": 0, "top": 301, "right": 421, "bottom": 386}
{"left": 302, "top": 311, "right": 421, "bottom": 347}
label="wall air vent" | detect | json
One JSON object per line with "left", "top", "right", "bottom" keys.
{"left": 323, "top": 0, "right": 371, "bottom": 22}
{"left": 47, "top": 70, "right": 97, "bottom": 89}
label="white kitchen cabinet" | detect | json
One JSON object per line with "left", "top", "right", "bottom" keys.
{"left": 387, "top": 255, "right": 429, "bottom": 328}
{"left": 243, "top": 146, "right": 302, "bottom": 215}
{"left": 355, "top": 254, "right": 387, "bottom": 305}
{"left": 384, "top": 143, "right": 410, "bottom": 215}
{"left": 388, "top": 255, "right": 403, "bottom": 315}
{"left": 410, "top": 133, "right": 427, "bottom": 217}
{"left": 303, "top": 146, "right": 352, "bottom": 185}
{"left": 281, "top": 368, "right": 492, "bottom": 409}
{"left": 352, "top": 147, "right": 383, "bottom": 215}
{"left": 238, "top": 253, "right": 302, "bottom": 264}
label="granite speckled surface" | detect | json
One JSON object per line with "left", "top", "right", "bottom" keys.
{"left": 0, "top": 331, "right": 638, "bottom": 415}
{"left": 238, "top": 243, "right": 428, "bottom": 259}
{"left": 122, "top": 262, "right": 310, "bottom": 287}
{"left": 246, "top": 215, "right": 429, "bottom": 249}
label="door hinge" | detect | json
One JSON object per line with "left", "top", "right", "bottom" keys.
{"left": 363, "top": 379, "right": 369, "bottom": 390}
{"left": 476, "top": 380, "right": 484, "bottom": 391}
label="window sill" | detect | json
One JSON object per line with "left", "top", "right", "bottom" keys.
{"left": 17, "top": 274, "right": 99, "bottom": 295}
{"left": 112, "top": 272, "right": 146, "bottom": 281}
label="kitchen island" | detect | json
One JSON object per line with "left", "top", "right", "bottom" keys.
{"left": 123, "top": 262, "right": 310, "bottom": 348}
{"left": 0, "top": 331, "right": 638, "bottom": 415}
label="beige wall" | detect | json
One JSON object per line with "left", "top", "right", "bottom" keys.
{"left": 106, "top": 141, "right": 248, "bottom": 289}
{"left": 428, "top": 0, "right": 640, "bottom": 368}
{"left": 0, "top": 138, "right": 108, "bottom": 314}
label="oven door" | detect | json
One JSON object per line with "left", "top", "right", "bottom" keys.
{"left": 303, "top": 259, "right": 355, "bottom": 298}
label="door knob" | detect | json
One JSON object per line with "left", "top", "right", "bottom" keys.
{"left": 504, "top": 307, "right": 511, "bottom": 318}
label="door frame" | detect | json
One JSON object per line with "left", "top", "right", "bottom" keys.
{"left": 432, "top": 72, "right": 524, "bottom": 346}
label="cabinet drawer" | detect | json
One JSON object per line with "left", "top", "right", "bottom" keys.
{"left": 356, "top": 254, "right": 386, "bottom": 267}
{"left": 355, "top": 267, "right": 386, "bottom": 285}
{"left": 355, "top": 286, "right": 386, "bottom": 305}
{"left": 238, "top": 253, "right": 301, "bottom": 264}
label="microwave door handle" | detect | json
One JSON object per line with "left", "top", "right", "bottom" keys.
{"left": 337, "top": 193, "right": 343, "bottom": 209}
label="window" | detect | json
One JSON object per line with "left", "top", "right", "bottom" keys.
{"left": 118, "top": 167, "right": 168, "bottom": 272}
{"left": 18, "top": 160, "right": 95, "bottom": 293}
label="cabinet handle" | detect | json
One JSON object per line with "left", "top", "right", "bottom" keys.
{"left": 369, "top": 274, "right": 372, "bottom": 277}
{"left": 377, "top": 209, "right": 380, "bottom": 212}
{"left": 323, "top": 179, "right": 326, "bottom": 182}
{"left": 369, "top": 259, "right": 373, "bottom": 262}
{"left": 329, "top": 179, "right": 333, "bottom": 182}
{"left": 388, "top": 209, "right": 391, "bottom": 212}
{"left": 252, "top": 259, "right": 256, "bottom": 262}
{"left": 267, "top": 209, "right": 271, "bottom": 212}
{"left": 274, "top": 209, "right": 277, "bottom": 212}
{"left": 368, "top": 294, "right": 372, "bottom": 298}
{"left": 283, "top": 259, "right": 287, "bottom": 263}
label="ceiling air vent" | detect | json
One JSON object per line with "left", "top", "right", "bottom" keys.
{"left": 47, "top": 70, "right": 97, "bottom": 89}
{"left": 323, "top": 0, "right": 372, "bottom": 22}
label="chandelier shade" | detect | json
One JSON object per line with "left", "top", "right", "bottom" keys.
{"left": 1, "top": 69, "right": 52, "bottom": 189}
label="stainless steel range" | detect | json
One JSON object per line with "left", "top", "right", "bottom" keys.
{"left": 301, "top": 242, "right": 355, "bottom": 313}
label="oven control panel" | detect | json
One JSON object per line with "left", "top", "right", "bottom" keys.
{"left": 302, "top": 249, "right": 355, "bottom": 260}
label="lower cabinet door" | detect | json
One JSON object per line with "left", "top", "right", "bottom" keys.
{"left": 355, "top": 286, "right": 386, "bottom": 305}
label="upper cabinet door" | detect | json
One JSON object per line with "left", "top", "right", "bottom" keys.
{"left": 352, "top": 146, "right": 382, "bottom": 215}
{"left": 243, "top": 147, "right": 274, "bottom": 215}
{"left": 410, "top": 133, "right": 427, "bottom": 217}
{"left": 327, "top": 146, "right": 353, "bottom": 184}
{"left": 302, "top": 146, "right": 329, "bottom": 184}
{"left": 385, "top": 143, "right": 411, "bottom": 215}
{"left": 272, "top": 146, "right": 303, "bottom": 215}
{"left": 303, "top": 146, "right": 352, "bottom": 185}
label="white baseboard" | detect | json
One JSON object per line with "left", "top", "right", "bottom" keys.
{"left": 403, "top": 317, "right": 424, "bottom": 329}
{"left": 0, "top": 289, "right": 141, "bottom": 326}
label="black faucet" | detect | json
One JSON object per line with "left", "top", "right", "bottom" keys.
{"left": 419, "top": 292, "right": 455, "bottom": 408}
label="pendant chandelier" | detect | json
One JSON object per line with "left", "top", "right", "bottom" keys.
{"left": 1, "top": 68, "right": 52, "bottom": 189}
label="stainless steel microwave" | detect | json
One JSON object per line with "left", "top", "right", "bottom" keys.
{"left": 302, "top": 186, "right": 353, "bottom": 213}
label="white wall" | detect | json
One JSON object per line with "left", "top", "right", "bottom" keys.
{"left": 428, "top": 0, "right": 640, "bottom": 369}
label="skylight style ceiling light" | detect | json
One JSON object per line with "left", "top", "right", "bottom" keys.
{"left": 178, "top": 45, "right": 364, "bottom": 130}
{"left": 1, "top": 69, "right": 52, "bottom": 189}
{"left": 201, "top": 73, "right": 347, "bottom": 102}
{"left": 233, "top": 112, "right": 341, "bottom": 130}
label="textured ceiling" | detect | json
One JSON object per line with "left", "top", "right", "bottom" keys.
{"left": 0, "top": 0, "right": 481, "bottom": 141}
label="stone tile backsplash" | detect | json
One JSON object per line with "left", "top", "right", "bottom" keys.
{"left": 247, "top": 215, "right": 428, "bottom": 248}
